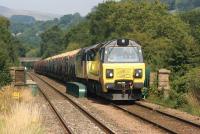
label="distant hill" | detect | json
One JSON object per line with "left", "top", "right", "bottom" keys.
{"left": 10, "top": 13, "right": 83, "bottom": 34}
{"left": 0, "top": 5, "right": 61, "bottom": 20}
{"left": 10, "top": 15, "right": 36, "bottom": 24}
{"left": 160, "top": 0, "right": 200, "bottom": 11}
{"left": 9, "top": 12, "right": 83, "bottom": 56}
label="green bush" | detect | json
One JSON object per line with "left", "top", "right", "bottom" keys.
{"left": 185, "top": 67, "right": 200, "bottom": 100}
{"left": 0, "top": 50, "right": 11, "bottom": 88}
{"left": 0, "top": 66, "right": 11, "bottom": 89}
{"left": 170, "top": 67, "right": 200, "bottom": 107}
{"left": 0, "top": 71, "right": 11, "bottom": 88}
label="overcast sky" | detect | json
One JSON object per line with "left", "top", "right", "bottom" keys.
{"left": 0, "top": 0, "right": 104, "bottom": 16}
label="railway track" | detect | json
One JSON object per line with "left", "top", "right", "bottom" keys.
{"left": 29, "top": 72, "right": 200, "bottom": 134}
{"left": 111, "top": 103, "right": 200, "bottom": 134}
{"left": 28, "top": 72, "right": 115, "bottom": 134}
{"left": 28, "top": 74, "right": 73, "bottom": 134}
{"left": 135, "top": 100, "right": 200, "bottom": 127}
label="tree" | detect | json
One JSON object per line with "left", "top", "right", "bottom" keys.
{"left": 64, "top": 21, "right": 92, "bottom": 49}
{"left": 0, "top": 17, "right": 14, "bottom": 87}
{"left": 180, "top": 9, "right": 200, "bottom": 44}
{"left": 0, "top": 49, "right": 11, "bottom": 88}
{"left": 83, "top": 0, "right": 199, "bottom": 73}
{"left": 40, "top": 26, "right": 65, "bottom": 58}
{"left": 0, "top": 16, "right": 18, "bottom": 63}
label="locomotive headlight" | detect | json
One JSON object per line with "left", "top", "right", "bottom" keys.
{"left": 106, "top": 69, "right": 114, "bottom": 78}
{"left": 134, "top": 69, "right": 142, "bottom": 78}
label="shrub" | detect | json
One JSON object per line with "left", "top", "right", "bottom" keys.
{"left": 0, "top": 71, "right": 11, "bottom": 89}
{"left": 185, "top": 67, "right": 200, "bottom": 102}
{"left": 170, "top": 67, "right": 200, "bottom": 108}
{"left": 0, "top": 46, "right": 11, "bottom": 88}
{"left": 65, "top": 42, "right": 81, "bottom": 51}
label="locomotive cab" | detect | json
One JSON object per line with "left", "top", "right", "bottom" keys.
{"left": 99, "top": 39, "right": 145, "bottom": 100}
{"left": 83, "top": 39, "right": 145, "bottom": 100}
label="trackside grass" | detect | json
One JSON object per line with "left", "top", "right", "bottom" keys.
{"left": 147, "top": 93, "right": 200, "bottom": 117}
{"left": 0, "top": 86, "right": 44, "bottom": 134}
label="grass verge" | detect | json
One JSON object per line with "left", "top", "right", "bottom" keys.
{"left": 0, "top": 86, "right": 44, "bottom": 134}
{"left": 147, "top": 93, "right": 200, "bottom": 117}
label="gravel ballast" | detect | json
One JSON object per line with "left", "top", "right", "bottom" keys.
{"left": 32, "top": 74, "right": 105, "bottom": 134}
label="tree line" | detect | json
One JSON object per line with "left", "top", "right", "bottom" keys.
{"left": 10, "top": 13, "right": 83, "bottom": 57}
{"left": 0, "top": 16, "right": 25, "bottom": 87}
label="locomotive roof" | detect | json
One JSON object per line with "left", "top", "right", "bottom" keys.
{"left": 44, "top": 49, "right": 81, "bottom": 61}
{"left": 83, "top": 40, "right": 116, "bottom": 52}
{"left": 43, "top": 39, "right": 141, "bottom": 61}
{"left": 83, "top": 39, "right": 141, "bottom": 52}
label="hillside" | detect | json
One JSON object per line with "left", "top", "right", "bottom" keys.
{"left": 161, "top": 0, "right": 200, "bottom": 10}
{"left": 9, "top": 13, "right": 83, "bottom": 57}
{"left": 10, "top": 15, "right": 36, "bottom": 24}
{"left": 0, "top": 5, "right": 61, "bottom": 21}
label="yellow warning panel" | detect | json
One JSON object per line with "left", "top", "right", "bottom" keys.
{"left": 12, "top": 91, "right": 21, "bottom": 100}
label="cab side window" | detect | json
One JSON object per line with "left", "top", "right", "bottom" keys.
{"left": 86, "top": 50, "right": 96, "bottom": 61}
{"left": 99, "top": 48, "right": 104, "bottom": 62}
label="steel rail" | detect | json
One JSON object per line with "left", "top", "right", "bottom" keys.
{"left": 135, "top": 101, "right": 200, "bottom": 128}
{"left": 111, "top": 103, "right": 176, "bottom": 134}
{"left": 30, "top": 72, "right": 115, "bottom": 134}
{"left": 111, "top": 102, "right": 200, "bottom": 134}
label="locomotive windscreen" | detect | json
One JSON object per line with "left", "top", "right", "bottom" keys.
{"left": 105, "top": 46, "right": 143, "bottom": 63}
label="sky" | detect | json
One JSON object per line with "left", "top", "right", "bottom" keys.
{"left": 0, "top": 0, "right": 104, "bottom": 16}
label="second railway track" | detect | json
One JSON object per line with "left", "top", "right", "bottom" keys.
{"left": 111, "top": 102, "right": 200, "bottom": 134}
{"left": 28, "top": 72, "right": 115, "bottom": 134}
{"left": 29, "top": 72, "right": 200, "bottom": 134}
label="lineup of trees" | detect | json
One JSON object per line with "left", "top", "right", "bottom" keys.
{"left": 0, "top": 12, "right": 83, "bottom": 86}
{"left": 43, "top": 0, "right": 200, "bottom": 73}
{"left": 10, "top": 13, "right": 83, "bottom": 57}
{"left": 0, "top": 16, "right": 25, "bottom": 87}
{"left": 10, "top": 0, "right": 200, "bottom": 58}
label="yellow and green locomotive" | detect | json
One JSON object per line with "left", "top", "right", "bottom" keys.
{"left": 34, "top": 39, "right": 145, "bottom": 100}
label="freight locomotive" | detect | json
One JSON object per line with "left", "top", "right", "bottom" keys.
{"left": 34, "top": 39, "right": 145, "bottom": 100}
